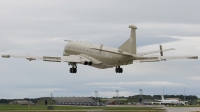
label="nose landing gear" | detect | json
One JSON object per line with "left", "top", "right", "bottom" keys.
{"left": 115, "top": 66, "right": 123, "bottom": 73}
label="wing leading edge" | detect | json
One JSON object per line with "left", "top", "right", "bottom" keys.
{"left": 2, "top": 54, "right": 81, "bottom": 63}
{"left": 134, "top": 55, "right": 198, "bottom": 63}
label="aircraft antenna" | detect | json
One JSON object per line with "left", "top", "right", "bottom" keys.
{"left": 160, "top": 45, "right": 163, "bottom": 56}
{"left": 184, "top": 86, "right": 186, "bottom": 101}
{"left": 139, "top": 89, "right": 144, "bottom": 105}
{"left": 51, "top": 93, "right": 53, "bottom": 105}
{"left": 95, "top": 91, "right": 98, "bottom": 104}
{"left": 116, "top": 90, "right": 119, "bottom": 105}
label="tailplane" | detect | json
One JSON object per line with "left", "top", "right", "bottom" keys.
{"left": 119, "top": 25, "right": 137, "bottom": 54}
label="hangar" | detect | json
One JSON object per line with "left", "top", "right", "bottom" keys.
{"left": 38, "top": 97, "right": 95, "bottom": 105}
{"left": 9, "top": 100, "right": 34, "bottom": 105}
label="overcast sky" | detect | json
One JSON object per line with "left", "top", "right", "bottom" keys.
{"left": 0, "top": 0, "right": 200, "bottom": 99}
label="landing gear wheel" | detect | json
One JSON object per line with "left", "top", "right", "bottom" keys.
{"left": 69, "top": 68, "right": 77, "bottom": 73}
{"left": 115, "top": 66, "right": 123, "bottom": 73}
{"left": 69, "top": 62, "right": 77, "bottom": 73}
{"left": 69, "top": 68, "right": 72, "bottom": 73}
{"left": 115, "top": 68, "right": 118, "bottom": 73}
{"left": 73, "top": 68, "right": 77, "bottom": 73}
{"left": 120, "top": 68, "right": 123, "bottom": 73}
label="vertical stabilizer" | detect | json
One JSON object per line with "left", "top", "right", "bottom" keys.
{"left": 161, "top": 94, "right": 165, "bottom": 100}
{"left": 119, "top": 25, "right": 137, "bottom": 54}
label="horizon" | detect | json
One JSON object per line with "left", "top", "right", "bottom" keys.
{"left": 0, "top": 0, "right": 199, "bottom": 98}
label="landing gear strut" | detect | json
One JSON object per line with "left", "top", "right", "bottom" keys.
{"left": 115, "top": 66, "right": 123, "bottom": 73}
{"left": 69, "top": 62, "right": 77, "bottom": 73}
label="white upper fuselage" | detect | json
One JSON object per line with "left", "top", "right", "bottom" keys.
{"left": 156, "top": 99, "right": 182, "bottom": 104}
{"left": 63, "top": 41, "right": 133, "bottom": 69}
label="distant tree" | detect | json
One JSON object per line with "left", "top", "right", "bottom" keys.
{"left": 0, "top": 99, "right": 13, "bottom": 103}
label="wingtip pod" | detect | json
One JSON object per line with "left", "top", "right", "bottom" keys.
{"left": 129, "top": 25, "right": 137, "bottom": 29}
{"left": 187, "top": 56, "right": 198, "bottom": 59}
{"left": 2, "top": 55, "right": 10, "bottom": 58}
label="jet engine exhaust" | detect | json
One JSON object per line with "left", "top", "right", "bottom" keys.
{"left": 83, "top": 61, "right": 92, "bottom": 65}
{"left": 88, "top": 61, "right": 93, "bottom": 65}
{"left": 84, "top": 61, "right": 88, "bottom": 65}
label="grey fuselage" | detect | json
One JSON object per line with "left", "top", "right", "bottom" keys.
{"left": 63, "top": 41, "right": 133, "bottom": 69}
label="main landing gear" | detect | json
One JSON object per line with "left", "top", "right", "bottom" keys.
{"left": 69, "top": 62, "right": 77, "bottom": 73}
{"left": 115, "top": 66, "right": 123, "bottom": 73}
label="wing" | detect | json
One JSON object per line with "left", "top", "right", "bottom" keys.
{"left": 157, "top": 55, "right": 198, "bottom": 60}
{"left": 137, "top": 48, "right": 175, "bottom": 56}
{"left": 2, "top": 54, "right": 81, "bottom": 62}
{"left": 134, "top": 55, "right": 198, "bottom": 63}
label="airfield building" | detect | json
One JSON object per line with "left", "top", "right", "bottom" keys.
{"left": 9, "top": 100, "right": 34, "bottom": 105}
{"left": 38, "top": 97, "right": 95, "bottom": 105}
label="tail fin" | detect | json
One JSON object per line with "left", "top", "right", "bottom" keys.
{"left": 119, "top": 25, "right": 137, "bottom": 54}
{"left": 161, "top": 94, "right": 165, "bottom": 100}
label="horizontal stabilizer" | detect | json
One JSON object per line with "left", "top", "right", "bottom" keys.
{"left": 137, "top": 48, "right": 175, "bottom": 56}
{"left": 64, "top": 40, "right": 73, "bottom": 42}
{"left": 90, "top": 47, "right": 133, "bottom": 57}
{"left": 134, "top": 59, "right": 160, "bottom": 63}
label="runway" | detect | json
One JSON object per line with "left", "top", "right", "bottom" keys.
{"left": 106, "top": 105, "right": 165, "bottom": 108}
{"left": 107, "top": 105, "right": 200, "bottom": 112}
{"left": 164, "top": 107, "right": 200, "bottom": 112}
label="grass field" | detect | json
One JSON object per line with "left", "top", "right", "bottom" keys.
{"left": 0, "top": 105, "right": 166, "bottom": 112}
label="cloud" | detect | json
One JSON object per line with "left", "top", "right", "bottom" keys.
{"left": 100, "top": 87, "right": 124, "bottom": 90}
{"left": 188, "top": 77, "right": 200, "bottom": 81}
{"left": 86, "top": 81, "right": 184, "bottom": 87}
{"left": 97, "top": 91, "right": 137, "bottom": 98}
